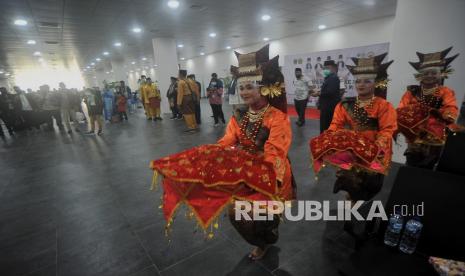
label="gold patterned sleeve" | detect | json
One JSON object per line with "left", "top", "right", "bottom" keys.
{"left": 263, "top": 110, "right": 292, "bottom": 182}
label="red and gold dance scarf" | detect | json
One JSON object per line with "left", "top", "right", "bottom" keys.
{"left": 150, "top": 144, "right": 278, "bottom": 231}
{"left": 310, "top": 129, "right": 384, "bottom": 174}
{"left": 396, "top": 103, "right": 447, "bottom": 145}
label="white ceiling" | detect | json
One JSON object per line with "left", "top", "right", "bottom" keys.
{"left": 0, "top": 0, "right": 397, "bottom": 79}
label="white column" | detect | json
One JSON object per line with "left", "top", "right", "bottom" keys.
{"left": 152, "top": 38, "right": 179, "bottom": 114}
{"left": 388, "top": 0, "right": 465, "bottom": 162}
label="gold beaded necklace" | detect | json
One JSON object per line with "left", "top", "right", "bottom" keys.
{"left": 419, "top": 85, "right": 440, "bottom": 108}
{"left": 353, "top": 96, "right": 374, "bottom": 127}
{"left": 239, "top": 104, "right": 270, "bottom": 152}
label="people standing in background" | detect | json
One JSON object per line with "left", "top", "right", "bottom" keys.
{"left": 116, "top": 91, "right": 128, "bottom": 121}
{"left": 129, "top": 89, "right": 138, "bottom": 114}
{"left": 84, "top": 88, "right": 104, "bottom": 135}
{"left": 312, "top": 59, "right": 341, "bottom": 133}
{"left": 59, "top": 82, "right": 79, "bottom": 133}
{"left": 0, "top": 87, "right": 16, "bottom": 136}
{"left": 144, "top": 78, "right": 162, "bottom": 121}
{"left": 40, "top": 85, "right": 63, "bottom": 130}
{"left": 102, "top": 84, "right": 114, "bottom": 122}
{"left": 167, "top": 77, "right": 181, "bottom": 119}
{"left": 15, "top": 86, "right": 40, "bottom": 130}
{"left": 207, "top": 73, "right": 225, "bottom": 127}
{"left": 177, "top": 69, "right": 198, "bottom": 131}
{"left": 119, "top": 81, "right": 132, "bottom": 113}
{"left": 187, "top": 74, "right": 202, "bottom": 124}
{"left": 293, "top": 68, "right": 312, "bottom": 127}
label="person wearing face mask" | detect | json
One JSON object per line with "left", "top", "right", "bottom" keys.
{"left": 310, "top": 53, "right": 396, "bottom": 205}
{"left": 312, "top": 60, "right": 341, "bottom": 133}
{"left": 149, "top": 45, "right": 295, "bottom": 261}
{"left": 396, "top": 47, "right": 459, "bottom": 169}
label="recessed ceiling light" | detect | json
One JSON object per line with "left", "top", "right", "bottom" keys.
{"left": 33, "top": 51, "right": 41, "bottom": 56}
{"left": 226, "top": 46, "right": 231, "bottom": 49}
{"left": 131, "top": 61, "right": 136, "bottom": 64}
{"left": 200, "top": 52, "right": 205, "bottom": 56}
{"left": 263, "top": 37, "right": 269, "bottom": 41}
{"left": 103, "top": 51, "right": 109, "bottom": 56}
{"left": 180, "top": 57, "right": 185, "bottom": 60}
{"left": 209, "top": 33, "right": 217, "bottom": 37}
{"left": 96, "top": 58, "right": 101, "bottom": 61}
{"left": 14, "top": 19, "right": 28, "bottom": 26}
{"left": 154, "top": 64, "right": 158, "bottom": 67}
{"left": 141, "top": 57, "right": 147, "bottom": 61}
{"left": 0, "top": 71, "right": 4, "bottom": 74}
{"left": 27, "top": 40, "right": 36, "bottom": 45}
{"left": 167, "top": 0, "right": 180, "bottom": 9}
{"left": 261, "top": 14, "right": 271, "bottom": 21}
{"left": 106, "top": 71, "right": 110, "bottom": 74}
{"left": 114, "top": 42, "right": 122, "bottom": 47}
{"left": 38, "top": 58, "right": 44, "bottom": 62}
{"left": 318, "top": 24, "right": 327, "bottom": 30}
{"left": 91, "top": 62, "right": 95, "bottom": 65}
{"left": 5, "top": 73, "right": 10, "bottom": 76}
{"left": 86, "top": 66, "right": 90, "bottom": 69}
{"left": 130, "top": 70, "right": 134, "bottom": 72}
{"left": 177, "top": 44, "right": 184, "bottom": 48}
{"left": 132, "top": 27, "right": 142, "bottom": 33}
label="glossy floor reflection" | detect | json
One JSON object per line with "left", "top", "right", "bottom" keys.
{"left": 0, "top": 100, "right": 400, "bottom": 276}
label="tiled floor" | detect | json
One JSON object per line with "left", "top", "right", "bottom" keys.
{"left": 0, "top": 100, "right": 400, "bottom": 276}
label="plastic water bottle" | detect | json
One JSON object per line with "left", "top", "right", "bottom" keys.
{"left": 399, "top": 218, "right": 423, "bottom": 254}
{"left": 384, "top": 213, "right": 404, "bottom": 247}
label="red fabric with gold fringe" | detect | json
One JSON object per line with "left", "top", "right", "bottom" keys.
{"left": 150, "top": 144, "right": 278, "bottom": 229}
{"left": 310, "top": 129, "right": 383, "bottom": 174}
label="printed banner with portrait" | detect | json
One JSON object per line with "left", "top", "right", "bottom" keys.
{"left": 283, "top": 42, "right": 390, "bottom": 106}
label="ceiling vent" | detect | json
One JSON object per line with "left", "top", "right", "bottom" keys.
{"left": 45, "top": 41, "right": 59, "bottom": 45}
{"left": 190, "top": 4, "right": 207, "bottom": 11}
{"left": 39, "top": 22, "right": 60, "bottom": 28}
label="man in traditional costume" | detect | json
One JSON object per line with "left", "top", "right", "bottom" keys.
{"left": 396, "top": 47, "right": 459, "bottom": 169}
{"left": 150, "top": 45, "right": 294, "bottom": 260}
{"left": 177, "top": 70, "right": 199, "bottom": 131}
{"left": 310, "top": 53, "right": 397, "bottom": 203}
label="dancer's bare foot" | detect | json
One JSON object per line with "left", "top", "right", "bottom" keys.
{"left": 248, "top": 245, "right": 269, "bottom": 260}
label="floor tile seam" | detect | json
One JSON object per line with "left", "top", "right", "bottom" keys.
{"left": 114, "top": 198, "right": 162, "bottom": 274}
{"left": 271, "top": 238, "right": 322, "bottom": 273}
{"left": 157, "top": 237, "right": 226, "bottom": 273}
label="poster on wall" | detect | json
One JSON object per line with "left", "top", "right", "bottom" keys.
{"left": 283, "top": 42, "right": 390, "bottom": 106}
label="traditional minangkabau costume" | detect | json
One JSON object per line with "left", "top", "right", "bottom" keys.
{"left": 150, "top": 45, "right": 294, "bottom": 249}
{"left": 309, "top": 53, "right": 397, "bottom": 201}
{"left": 396, "top": 47, "right": 460, "bottom": 169}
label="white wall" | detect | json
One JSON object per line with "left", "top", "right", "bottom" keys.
{"left": 182, "top": 16, "right": 395, "bottom": 91}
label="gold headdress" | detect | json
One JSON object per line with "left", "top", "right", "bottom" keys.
{"left": 409, "top": 47, "right": 459, "bottom": 81}
{"left": 347, "top": 53, "right": 394, "bottom": 99}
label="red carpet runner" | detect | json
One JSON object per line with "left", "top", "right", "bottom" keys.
{"left": 287, "top": 105, "right": 320, "bottom": 119}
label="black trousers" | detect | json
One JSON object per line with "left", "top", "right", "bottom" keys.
{"left": 405, "top": 144, "right": 443, "bottom": 169}
{"left": 48, "top": 110, "right": 63, "bottom": 128}
{"left": 195, "top": 103, "right": 201, "bottom": 124}
{"left": 294, "top": 98, "right": 308, "bottom": 124}
{"left": 228, "top": 206, "right": 280, "bottom": 250}
{"left": 119, "top": 111, "right": 128, "bottom": 120}
{"left": 211, "top": 104, "right": 225, "bottom": 124}
{"left": 319, "top": 102, "right": 338, "bottom": 133}
{"left": 170, "top": 102, "right": 181, "bottom": 118}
